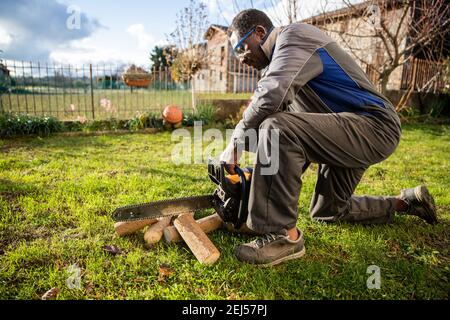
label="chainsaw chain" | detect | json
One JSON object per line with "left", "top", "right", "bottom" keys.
{"left": 112, "top": 195, "right": 214, "bottom": 222}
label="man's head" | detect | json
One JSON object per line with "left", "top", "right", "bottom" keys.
{"left": 228, "top": 9, "right": 274, "bottom": 70}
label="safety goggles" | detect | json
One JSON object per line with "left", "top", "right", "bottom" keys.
{"left": 230, "top": 26, "right": 256, "bottom": 56}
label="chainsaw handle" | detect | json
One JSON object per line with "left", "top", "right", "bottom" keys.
{"left": 207, "top": 159, "right": 243, "bottom": 186}
{"left": 234, "top": 165, "right": 248, "bottom": 230}
{"left": 208, "top": 160, "right": 249, "bottom": 229}
{"left": 207, "top": 159, "right": 220, "bottom": 185}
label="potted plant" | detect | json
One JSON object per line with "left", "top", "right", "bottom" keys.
{"left": 123, "top": 65, "right": 151, "bottom": 88}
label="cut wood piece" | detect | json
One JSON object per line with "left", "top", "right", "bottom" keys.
{"left": 174, "top": 213, "right": 220, "bottom": 265}
{"left": 144, "top": 216, "right": 172, "bottom": 245}
{"left": 114, "top": 219, "right": 157, "bottom": 237}
{"left": 164, "top": 213, "right": 223, "bottom": 243}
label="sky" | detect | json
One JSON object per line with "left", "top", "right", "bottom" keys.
{"left": 0, "top": 0, "right": 351, "bottom": 67}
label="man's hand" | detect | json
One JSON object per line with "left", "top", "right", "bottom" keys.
{"left": 220, "top": 143, "right": 240, "bottom": 175}
{"left": 224, "top": 146, "right": 239, "bottom": 175}
{"left": 224, "top": 163, "right": 237, "bottom": 175}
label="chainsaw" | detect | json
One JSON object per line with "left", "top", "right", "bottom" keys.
{"left": 111, "top": 160, "right": 252, "bottom": 230}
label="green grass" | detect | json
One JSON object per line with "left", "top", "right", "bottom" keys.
{"left": 0, "top": 90, "right": 251, "bottom": 121}
{"left": 0, "top": 123, "right": 449, "bottom": 300}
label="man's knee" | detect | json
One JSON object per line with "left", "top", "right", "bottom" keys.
{"left": 258, "top": 112, "right": 298, "bottom": 144}
{"left": 258, "top": 113, "right": 285, "bottom": 131}
{"left": 258, "top": 113, "right": 310, "bottom": 146}
{"left": 256, "top": 114, "right": 284, "bottom": 149}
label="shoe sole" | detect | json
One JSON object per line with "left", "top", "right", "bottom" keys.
{"left": 415, "top": 185, "right": 438, "bottom": 225}
{"left": 259, "top": 247, "right": 306, "bottom": 268}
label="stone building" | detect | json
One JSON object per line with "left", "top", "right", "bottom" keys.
{"left": 194, "top": 2, "right": 447, "bottom": 95}
{"left": 301, "top": 0, "right": 447, "bottom": 93}
{"left": 193, "top": 24, "right": 259, "bottom": 93}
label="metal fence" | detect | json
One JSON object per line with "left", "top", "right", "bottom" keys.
{"left": 0, "top": 60, "right": 258, "bottom": 121}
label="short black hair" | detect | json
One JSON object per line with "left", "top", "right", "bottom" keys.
{"left": 228, "top": 9, "right": 274, "bottom": 38}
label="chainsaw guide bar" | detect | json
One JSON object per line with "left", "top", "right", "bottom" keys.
{"left": 112, "top": 195, "right": 214, "bottom": 222}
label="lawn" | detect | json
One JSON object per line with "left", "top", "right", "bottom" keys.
{"left": 0, "top": 123, "right": 448, "bottom": 300}
{"left": 0, "top": 90, "right": 252, "bottom": 121}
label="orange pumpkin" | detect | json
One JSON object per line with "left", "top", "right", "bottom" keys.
{"left": 162, "top": 105, "right": 183, "bottom": 124}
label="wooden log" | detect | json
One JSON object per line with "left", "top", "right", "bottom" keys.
{"left": 173, "top": 213, "right": 220, "bottom": 265}
{"left": 114, "top": 219, "right": 157, "bottom": 237}
{"left": 144, "top": 216, "right": 172, "bottom": 245}
{"left": 164, "top": 213, "right": 223, "bottom": 244}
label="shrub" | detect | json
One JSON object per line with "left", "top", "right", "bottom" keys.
{"left": 126, "top": 112, "right": 164, "bottom": 131}
{"left": 426, "top": 94, "right": 450, "bottom": 118}
{"left": 183, "top": 104, "right": 216, "bottom": 126}
{"left": 63, "top": 120, "right": 84, "bottom": 132}
{"left": 0, "top": 113, "right": 63, "bottom": 138}
{"left": 82, "top": 119, "right": 127, "bottom": 132}
{"left": 224, "top": 105, "right": 246, "bottom": 129}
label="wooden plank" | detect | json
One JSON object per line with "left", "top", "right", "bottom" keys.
{"left": 164, "top": 213, "right": 223, "bottom": 243}
{"left": 114, "top": 219, "right": 157, "bottom": 237}
{"left": 144, "top": 216, "right": 172, "bottom": 246}
{"left": 173, "top": 213, "right": 220, "bottom": 265}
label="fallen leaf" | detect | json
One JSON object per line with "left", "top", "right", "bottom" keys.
{"left": 158, "top": 264, "right": 174, "bottom": 282}
{"left": 41, "top": 287, "right": 59, "bottom": 300}
{"left": 227, "top": 293, "right": 238, "bottom": 300}
{"left": 102, "top": 245, "right": 122, "bottom": 255}
{"left": 195, "top": 287, "right": 205, "bottom": 294}
{"left": 134, "top": 277, "right": 146, "bottom": 283}
{"left": 54, "top": 260, "right": 66, "bottom": 269}
{"left": 84, "top": 282, "right": 94, "bottom": 295}
{"left": 108, "top": 170, "right": 118, "bottom": 177}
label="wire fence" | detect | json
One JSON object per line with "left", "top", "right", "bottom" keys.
{"left": 0, "top": 60, "right": 259, "bottom": 121}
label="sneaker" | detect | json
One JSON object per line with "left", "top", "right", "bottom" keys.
{"left": 400, "top": 185, "right": 438, "bottom": 225}
{"left": 234, "top": 229, "right": 305, "bottom": 267}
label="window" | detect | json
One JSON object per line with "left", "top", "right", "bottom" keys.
{"left": 220, "top": 46, "right": 225, "bottom": 66}
{"left": 340, "top": 19, "right": 349, "bottom": 34}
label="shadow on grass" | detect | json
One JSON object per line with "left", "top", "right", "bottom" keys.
{"left": 128, "top": 166, "right": 207, "bottom": 184}
{"left": 0, "top": 178, "right": 42, "bottom": 200}
{"left": 1, "top": 135, "right": 110, "bottom": 152}
{"left": 401, "top": 123, "right": 450, "bottom": 137}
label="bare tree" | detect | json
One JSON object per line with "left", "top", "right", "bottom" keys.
{"left": 220, "top": 0, "right": 309, "bottom": 26}
{"left": 445, "top": 59, "right": 450, "bottom": 94}
{"left": 256, "top": 0, "right": 301, "bottom": 25}
{"left": 312, "top": 0, "right": 449, "bottom": 111}
{"left": 167, "top": 0, "right": 210, "bottom": 111}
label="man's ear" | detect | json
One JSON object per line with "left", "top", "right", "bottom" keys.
{"left": 254, "top": 25, "right": 267, "bottom": 40}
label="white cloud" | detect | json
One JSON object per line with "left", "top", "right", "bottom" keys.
{"left": 0, "top": 26, "right": 12, "bottom": 47}
{"left": 0, "top": 0, "right": 101, "bottom": 61}
{"left": 50, "top": 37, "right": 139, "bottom": 66}
{"left": 126, "top": 24, "right": 155, "bottom": 50}
{"left": 49, "top": 31, "right": 166, "bottom": 66}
